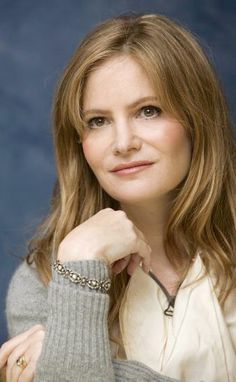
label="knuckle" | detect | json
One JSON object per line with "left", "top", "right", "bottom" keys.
{"left": 127, "top": 219, "right": 134, "bottom": 230}
{"left": 38, "top": 329, "right": 45, "bottom": 340}
{"left": 34, "top": 330, "right": 45, "bottom": 342}
{"left": 129, "top": 229, "right": 137, "bottom": 244}
{"left": 122, "top": 216, "right": 133, "bottom": 231}
{"left": 34, "top": 324, "right": 44, "bottom": 331}
{"left": 7, "top": 352, "right": 15, "bottom": 367}
{"left": 117, "top": 209, "right": 125, "bottom": 214}
{"left": 116, "top": 210, "right": 126, "bottom": 218}
{"left": 102, "top": 208, "right": 112, "bottom": 213}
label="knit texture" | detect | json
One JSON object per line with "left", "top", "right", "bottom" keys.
{"left": 6, "top": 259, "right": 179, "bottom": 382}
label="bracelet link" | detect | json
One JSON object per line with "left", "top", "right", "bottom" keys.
{"left": 53, "top": 260, "right": 111, "bottom": 294}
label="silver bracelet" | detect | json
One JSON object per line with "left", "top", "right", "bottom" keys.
{"left": 52, "top": 260, "right": 111, "bottom": 294}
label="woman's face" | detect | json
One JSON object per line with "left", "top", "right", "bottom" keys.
{"left": 82, "top": 55, "right": 192, "bottom": 205}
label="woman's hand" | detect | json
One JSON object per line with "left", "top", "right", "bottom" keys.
{"left": 0, "top": 325, "right": 45, "bottom": 382}
{"left": 58, "top": 208, "right": 151, "bottom": 276}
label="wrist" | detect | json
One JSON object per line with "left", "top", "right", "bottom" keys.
{"left": 57, "top": 243, "right": 100, "bottom": 263}
{"left": 52, "top": 259, "right": 111, "bottom": 294}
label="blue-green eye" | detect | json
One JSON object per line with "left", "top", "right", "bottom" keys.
{"left": 139, "top": 105, "right": 162, "bottom": 118}
{"left": 86, "top": 117, "right": 107, "bottom": 129}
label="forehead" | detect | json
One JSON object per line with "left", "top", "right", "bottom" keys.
{"left": 82, "top": 55, "right": 157, "bottom": 110}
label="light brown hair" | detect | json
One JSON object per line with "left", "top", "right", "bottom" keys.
{"left": 27, "top": 13, "right": 236, "bottom": 347}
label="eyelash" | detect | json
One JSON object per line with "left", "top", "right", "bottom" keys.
{"left": 85, "top": 105, "right": 162, "bottom": 129}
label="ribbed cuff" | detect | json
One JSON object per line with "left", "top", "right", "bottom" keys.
{"left": 35, "top": 259, "right": 114, "bottom": 382}
{"left": 52, "top": 258, "right": 111, "bottom": 293}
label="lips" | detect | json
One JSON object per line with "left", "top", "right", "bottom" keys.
{"left": 111, "top": 161, "right": 154, "bottom": 172}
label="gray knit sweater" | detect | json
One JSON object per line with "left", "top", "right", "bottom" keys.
{"left": 6, "top": 259, "right": 178, "bottom": 382}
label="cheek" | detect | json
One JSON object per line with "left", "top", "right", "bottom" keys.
{"left": 82, "top": 137, "right": 107, "bottom": 176}
{"left": 82, "top": 140, "right": 98, "bottom": 169}
{"left": 169, "top": 130, "right": 192, "bottom": 179}
{"left": 157, "top": 123, "right": 191, "bottom": 159}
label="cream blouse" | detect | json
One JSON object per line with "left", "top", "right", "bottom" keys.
{"left": 111, "top": 255, "right": 236, "bottom": 382}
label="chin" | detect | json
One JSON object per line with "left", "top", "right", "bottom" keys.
{"left": 106, "top": 189, "right": 166, "bottom": 205}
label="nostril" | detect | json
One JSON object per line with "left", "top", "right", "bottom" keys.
{"left": 112, "top": 136, "right": 142, "bottom": 155}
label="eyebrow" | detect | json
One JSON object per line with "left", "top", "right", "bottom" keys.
{"left": 82, "top": 96, "right": 158, "bottom": 117}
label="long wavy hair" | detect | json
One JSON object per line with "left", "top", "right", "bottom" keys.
{"left": 26, "top": 13, "right": 236, "bottom": 348}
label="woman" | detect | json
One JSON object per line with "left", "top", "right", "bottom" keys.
{"left": 0, "top": 12, "right": 235, "bottom": 382}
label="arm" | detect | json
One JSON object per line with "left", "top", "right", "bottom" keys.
{"left": 6, "top": 261, "right": 48, "bottom": 337}
{"left": 5, "top": 206, "right": 178, "bottom": 382}
{"left": 5, "top": 260, "right": 177, "bottom": 382}
{"left": 35, "top": 259, "right": 115, "bottom": 382}
{"left": 1, "top": 261, "right": 47, "bottom": 381}
{"left": 35, "top": 259, "right": 177, "bottom": 382}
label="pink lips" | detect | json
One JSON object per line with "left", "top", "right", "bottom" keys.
{"left": 111, "top": 161, "right": 154, "bottom": 175}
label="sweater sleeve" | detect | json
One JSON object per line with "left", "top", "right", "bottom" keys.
{"left": 6, "top": 260, "right": 178, "bottom": 382}
{"left": 6, "top": 261, "right": 48, "bottom": 337}
{"left": 35, "top": 259, "right": 115, "bottom": 381}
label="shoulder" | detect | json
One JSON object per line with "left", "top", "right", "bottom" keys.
{"left": 6, "top": 260, "right": 48, "bottom": 338}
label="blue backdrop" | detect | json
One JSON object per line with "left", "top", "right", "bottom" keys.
{"left": 0, "top": 0, "right": 235, "bottom": 344}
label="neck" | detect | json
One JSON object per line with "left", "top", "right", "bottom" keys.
{"left": 120, "top": 198, "right": 171, "bottom": 262}
{"left": 120, "top": 198, "right": 181, "bottom": 293}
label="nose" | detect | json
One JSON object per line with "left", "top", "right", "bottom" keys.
{"left": 112, "top": 119, "right": 142, "bottom": 156}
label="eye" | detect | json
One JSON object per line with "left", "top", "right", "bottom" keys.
{"left": 85, "top": 117, "right": 108, "bottom": 129}
{"left": 139, "top": 105, "right": 162, "bottom": 118}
